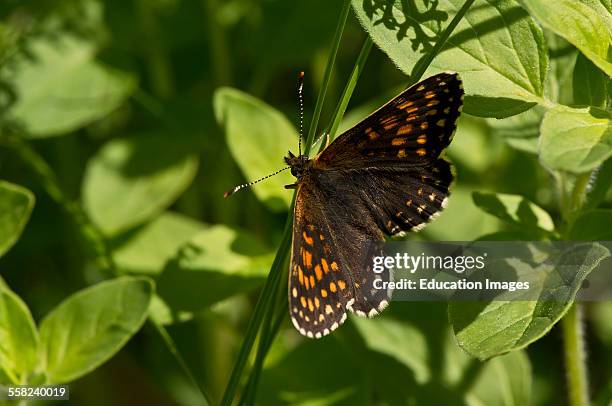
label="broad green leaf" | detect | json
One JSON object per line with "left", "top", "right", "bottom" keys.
{"left": 39, "top": 277, "right": 153, "bottom": 383}
{"left": 83, "top": 134, "right": 198, "bottom": 236}
{"left": 466, "top": 351, "right": 531, "bottom": 406}
{"left": 158, "top": 225, "right": 273, "bottom": 311}
{"left": 573, "top": 53, "right": 608, "bottom": 108}
{"left": 0, "top": 286, "right": 39, "bottom": 384}
{"left": 0, "top": 181, "right": 35, "bottom": 258}
{"left": 214, "top": 87, "right": 295, "bottom": 211}
{"left": 5, "top": 35, "right": 135, "bottom": 137}
{"left": 539, "top": 106, "right": 612, "bottom": 173}
{"left": 570, "top": 210, "right": 612, "bottom": 240}
{"left": 352, "top": 0, "right": 549, "bottom": 118}
{"left": 352, "top": 316, "right": 430, "bottom": 384}
{"left": 523, "top": 0, "right": 612, "bottom": 76}
{"left": 113, "top": 212, "right": 204, "bottom": 274}
{"left": 472, "top": 192, "right": 554, "bottom": 232}
{"left": 449, "top": 243, "right": 610, "bottom": 359}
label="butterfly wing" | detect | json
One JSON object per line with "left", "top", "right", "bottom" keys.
{"left": 289, "top": 179, "right": 390, "bottom": 338}
{"left": 315, "top": 72, "right": 463, "bottom": 169}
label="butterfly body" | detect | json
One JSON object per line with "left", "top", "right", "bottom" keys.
{"left": 287, "top": 72, "right": 464, "bottom": 338}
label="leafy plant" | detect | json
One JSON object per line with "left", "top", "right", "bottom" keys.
{"left": 0, "top": 0, "right": 610, "bottom": 405}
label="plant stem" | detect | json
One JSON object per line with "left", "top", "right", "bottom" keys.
{"left": 151, "top": 319, "right": 213, "bottom": 405}
{"left": 558, "top": 169, "right": 593, "bottom": 406}
{"left": 561, "top": 303, "right": 590, "bottom": 406}
{"left": 304, "top": 0, "right": 352, "bottom": 155}
{"left": 326, "top": 37, "right": 373, "bottom": 143}
{"left": 219, "top": 219, "right": 292, "bottom": 406}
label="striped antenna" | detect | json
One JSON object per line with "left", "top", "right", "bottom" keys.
{"left": 223, "top": 167, "right": 290, "bottom": 198}
{"left": 298, "top": 71, "right": 305, "bottom": 156}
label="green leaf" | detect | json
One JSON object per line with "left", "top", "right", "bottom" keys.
{"left": 539, "top": 106, "right": 612, "bottom": 173}
{"left": 487, "top": 106, "right": 546, "bottom": 154}
{"left": 0, "top": 286, "right": 39, "bottom": 384}
{"left": 83, "top": 134, "right": 198, "bottom": 236}
{"left": 423, "top": 187, "right": 501, "bottom": 240}
{"left": 5, "top": 34, "right": 135, "bottom": 137}
{"left": 213, "top": 87, "right": 296, "bottom": 211}
{"left": 472, "top": 192, "right": 555, "bottom": 232}
{"left": 0, "top": 181, "right": 35, "bottom": 258}
{"left": 523, "top": 0, "right": 612, "bottom": 77}
{"left": 39, "top": 277, "right": 153, "bottom": 384}
{"left": 352, "top": 0, "right": 549, "bottom": 118}
{"left": 466, "top": 351, "right": 532, "bottom": 406}
{"left": 449, "top": 243, "right": 610, "bottom": 359}
{"left": 352, "top": 316, "right": 430, "bottom": 384}
{"left": 573, "top": 53, "right": 608, "bottom": 108}
{"left": 113, "top": 212, "right": 204, "bottom": 274}
{"left": 570, "top": 210, "right": 612, "bottom": 240}
{"left": 158, "top": 225, "right": 273, "bottom": 311}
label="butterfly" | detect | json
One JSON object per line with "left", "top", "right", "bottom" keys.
{"left": 284, "top": 72, "right": 463, "bottom": 338}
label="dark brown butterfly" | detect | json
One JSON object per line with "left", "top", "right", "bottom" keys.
{"left": 226, "top": 72, "right": 464, "bottom": 338}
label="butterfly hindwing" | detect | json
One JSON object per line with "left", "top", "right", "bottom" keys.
{"left": 290, "top": 183, "right": 353, "bottom": 338}
{"left": 316, "top": 72, "right": 463, "bottom": 169}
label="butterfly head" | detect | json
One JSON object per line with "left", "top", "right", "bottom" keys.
{"left": 285, "top": 151, "right": 310, "bottom": 179}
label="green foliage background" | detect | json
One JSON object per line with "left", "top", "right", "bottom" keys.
{"left": 0, "top": 0, "right": 611, "bottom": 405}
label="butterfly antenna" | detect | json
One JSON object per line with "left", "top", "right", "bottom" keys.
{"left": 224, "top": 167, "right": 291, "bottom": 198}
{"left": 298, "top": 71, "right": 305, "bottom": 156}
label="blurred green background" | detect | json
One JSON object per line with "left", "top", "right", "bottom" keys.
{"left": 0, "top": 0, "right": 611, "bottom": 405}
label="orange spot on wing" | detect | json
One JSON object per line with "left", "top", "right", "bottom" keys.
{"left": 337, "top": 280, "right": 346, "bottom": 290}
{"left": 417, "top": 135, "right": 427, "bottom": 144}
{"left": 308, "top": 298, "right": 314, "bottom": 312}
{"left": 321, "top": 289, "right": 328, "bottom": 297}
{"left": 298, "top": 267, "right": 304, "bottom": 285}
{"left": 303, "top": 250, "right": 313, "bottom": 269}
{"left": 300, "top": 297, "right": 307, "bottom": 308}
{"left": 397, "top": 124, "right": 413, "bottom": 135}
{"left": 330, "top": 282, "right": 337, "bottom": 293}
{"left": 303, "top": 231, "right": 314, "bottom": 245}
{"left": 391, "top": 137, "right": 406, "bottom": 146}
{"left": 416, "top": 148, "right": 427, "bottom": 156}
{"left": 309, "top": 275, "right": 315, "bottom": 288}
{"left": 325, "top": 304, "right": 333, "bottom": 315}
{"left": 321, "top": 258, "right": 330, "bottom": 274}
{"left": 314, "top": 297, "right": 320, "bottom": 308}
{"left": 331, "top": 262, "right": 339, "bottom": 272}
{"left": 314, "top": 264, "right": 323, "bottom": 281}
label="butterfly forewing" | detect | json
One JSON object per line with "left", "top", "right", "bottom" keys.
{"left": 316, "top": 72, "right": 463, "bottom": 169}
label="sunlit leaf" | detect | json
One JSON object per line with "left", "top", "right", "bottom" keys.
{"left": 0, "top": 181, "right": 34, "bottom": 258}
{"left": 539, "top": 106, "right": 611, "bottom": 173}
{"left": 352, "top": 0, "right": 549, "bottom": 118}
{"left": 523, "top": 0, "right": 612, "bottom": 76}
{"left": 0, "top": 286, "right": 39, "bottom": 384}
{"left": 83, "top": 134, "right": 198, "bottom": 236}
{"left": 449, "top": 243, "right": 610, "bottom": 359}
{"left": 214, "top": 87, "right": 296, "bottom": 211}
{"left": 158, "top": 225, "right": 273, "bottom": 311}
{"left": 113, "top": 212, "right": 205, "bottom": 274}
{"left": 39, "top": 277, "right": 153, "bottom": 383}
{"left": 5, "top": 34, "right": 135, "bottom": 137}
